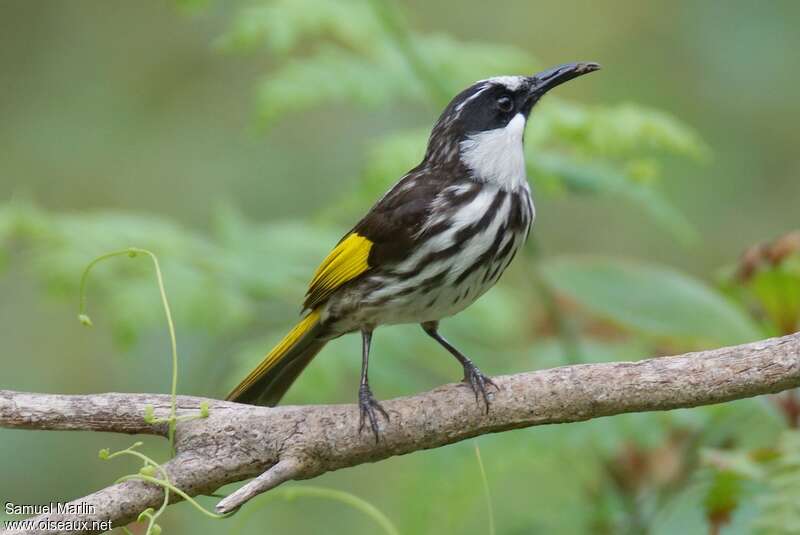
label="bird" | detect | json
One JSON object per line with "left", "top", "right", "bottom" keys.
{"left": 226, "top": 62, "right": 600, "bottom": 439}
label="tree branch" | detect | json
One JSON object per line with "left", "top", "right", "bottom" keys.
{"left": 1, "top": 332, "right": 798, "bottom": 534}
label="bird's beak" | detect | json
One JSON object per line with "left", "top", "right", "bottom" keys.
{"left": 528, "top": 62, "right": 601, "bottom": 96}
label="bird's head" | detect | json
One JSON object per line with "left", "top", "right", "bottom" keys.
{"left": 425, "top": 62, "right": 600, "bottom": 187}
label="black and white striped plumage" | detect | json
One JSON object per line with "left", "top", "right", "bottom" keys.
{"left": 227, "top": 63, "right": 600, "bottom": 438}
{"left": 328, "top": 131, "right": 534, "bottom": 332}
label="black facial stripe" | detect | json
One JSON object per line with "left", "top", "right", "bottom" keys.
{"left": 424, "top": 77, "right": 536, "bottom": 164}
{"left": 460, "top": 86, "right": 518, "bottom": 134}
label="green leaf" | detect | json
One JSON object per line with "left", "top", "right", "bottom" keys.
{"left": 703, "top": 470, "right": 743, "bottom": 531}
{"left": 174, "top": 0, "right": 210, "bottom": 11}
{"left": 416, "top": 34, "right": 535, "bottom": 94}
{"left": 752, "top": 431, "right": 800, "bottom": 535}
{"left": 218, "top": 0, "right": 382, "bottom": 54}
{"left": 360, "top": 128, "right": 428, "bottom": 194}
{"left": 528, "top": 99, "right": 710, "bottom": 161}
{"left": 257, "top": 44, "right": 420, "bottom": 125}
{"left": 0, "top": 200, "right": 328, "bottom": 346}
{"left": 256, "top": 33, "right": 535, "bottom": 124}
{"left": 539, "top": 255, "right": 761, "bottom": 346}
{"left": 529, "top": 152, "right": 697, "bottom": 244}
{"left": 722, "top": 251, "right": 800, "bottom": 336}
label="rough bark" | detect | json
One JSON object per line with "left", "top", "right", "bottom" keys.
{"left": 1, "top": 332, "right": 798, "bottom": 534}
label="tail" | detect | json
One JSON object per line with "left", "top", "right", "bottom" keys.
{"left": 226, "top": 309, "right": 327, "bottom": 406}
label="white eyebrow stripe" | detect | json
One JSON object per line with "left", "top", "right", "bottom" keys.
{"left": 479, "top": 75, "right": 527, "bottom": 91}
{"left": 455, "top": 83, "right": 491, "bottom": 113}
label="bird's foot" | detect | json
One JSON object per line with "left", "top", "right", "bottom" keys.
{"left": 460, "top": 361, "right": 498, "bottom": 413}
{"left": 358, "top": 384, "right": 389, "bottom": 443}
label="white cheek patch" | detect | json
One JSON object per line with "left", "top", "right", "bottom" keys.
{"left": 459, "top": 113, "right": 528, "bottom": 190}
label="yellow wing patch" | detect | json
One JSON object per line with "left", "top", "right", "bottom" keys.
{"left": 304, "top": 232, "right": 372, "bottom": 309}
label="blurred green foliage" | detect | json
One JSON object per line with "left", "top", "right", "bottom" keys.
{"left": 232, "top": 0, "right": 708, "bottom": 243}
{"left": 2, "top": 0, "right": 799, "bottom": 534}
{"left": 539, "top": 255, "right": 759, "bottom": 346}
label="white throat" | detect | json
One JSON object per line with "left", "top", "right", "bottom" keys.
{"left": 459, "top": 113, "right": 528, "bottom": 191}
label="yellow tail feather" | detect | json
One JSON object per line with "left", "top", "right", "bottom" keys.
{"left": 226, "top": 309, "right": 321, "bottom": 403}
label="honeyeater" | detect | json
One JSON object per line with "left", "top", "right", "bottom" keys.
{"left": 227, "top": 62, "right": 600, "bottom": 438}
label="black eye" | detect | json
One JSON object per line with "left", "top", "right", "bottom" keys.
{"left": 496, "top": 95, "right": 514, "bottom": 113}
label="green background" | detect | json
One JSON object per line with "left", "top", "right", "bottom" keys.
{"left": 1, "top": 1, "right": 799, "bottom": 534}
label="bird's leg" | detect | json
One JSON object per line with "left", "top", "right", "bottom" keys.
{"left": 358, "top": 329, "right": 388, "bottom": 442}
{"left": 421, "top": 321, "right": 498, "bottom": 412}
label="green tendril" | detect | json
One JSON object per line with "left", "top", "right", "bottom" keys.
{"left": 115, "top": 474, "right": 232, "bottom": 520}
{"left": 99, "top": 444, "right": 171, "bottom": 534}
{"left": 474, "top": 440, "right": 496, "bottom": 535}
{"left": 230, "top": 486, "right": 400, "bottom": 535}
{"left": 79, "top": 247, "right": 181, "bottom": 451}
{"left": 82, "top": 247, "right": 211, "bottom": 534}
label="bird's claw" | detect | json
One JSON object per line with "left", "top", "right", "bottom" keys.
{"left": 358, "top": 385, "right": 389, "bottom": 443}
{"left": 460, "top": 362, "right": 498, "bottom": 413}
